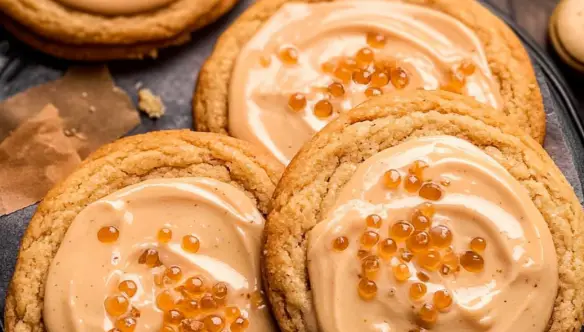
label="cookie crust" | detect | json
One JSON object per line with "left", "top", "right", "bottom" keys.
{"left": 4, "top": 130, "right": 283, "bottom": 332}
{"left": 263, "top": 90, "right": 583, "bottom": 332}
{"left": 194, "top": 0, "right": 546, "bottom": 144}
{"left": 0, "top": 0, "right": 238, "bottom": 60}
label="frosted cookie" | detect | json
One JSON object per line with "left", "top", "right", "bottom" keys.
{"left": 549, "top": 0, "right": 584, "bottom": 72}
{"left": 263, "top": 91, "right": 584, "bottom": 332}
{"left": 195, "top": 0, "right": 546, "bottom": 165}
{"left": 4, "top": 130, "right": 282, "bottom": 332}
{"left": 0, "top": 0, "right": 238, "bottom": 60}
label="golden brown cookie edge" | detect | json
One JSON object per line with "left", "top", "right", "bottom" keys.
{"left": 4, "top": 130, "right": 284, "bottom": 332}
{"left": 263, "top": 90, "right": 583, "bottom": 332}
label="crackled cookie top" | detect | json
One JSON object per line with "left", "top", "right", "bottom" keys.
{"left": 54, "top": 0, "right": 177, "bottom": 15}
{"left": 229, "top": 1, "right": 502, "bottom": 164}
{"left": 307, "top": 136, "right": 557, "bottom": 331}
{"left": 44, "top": 178, "right": 275, "bottom": 332}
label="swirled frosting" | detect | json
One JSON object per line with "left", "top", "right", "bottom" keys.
{"left": 307, "top": 136, "right": 557, "bottom": 332}
{"left": 44, "top": 178, "right": 275, "bottom": 332}
{"left": 230, "top": 2, "right": 502, "bottom": 164}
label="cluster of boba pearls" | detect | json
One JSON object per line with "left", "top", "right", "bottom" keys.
{"left": 281, "top": 32, "right": 477, "bottom": 119}
{"left": 97, "top": 227, "right": 256, "bottom": 331}
{"left": 331, "top": 160, "right": 487, "bottom": 330}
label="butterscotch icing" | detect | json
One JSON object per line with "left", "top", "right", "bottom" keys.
{"left": 307, "top": 136, "right": 557, "bottom": 331}
{"left": 229, "top": 1, "right": 503, "bottom": 165}
{"left": 44, "top": 178, "right": 275, "bottom": 332}
{"left": 55, "top": 0, "right": 176, "bottom": 15}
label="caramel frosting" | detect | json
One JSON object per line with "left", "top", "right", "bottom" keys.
{"left": 55, "top": 0, "right": 176, "bottom": 15}
{"left": 229, "top": 1, "right": 503, "bottom": 165}
{"left": 44, "top": 178, "right": 275, "bottom": 332}
{"left": 307, "top": 136, "right": 557, "bottom": 331}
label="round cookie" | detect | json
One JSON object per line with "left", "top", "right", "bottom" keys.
{"left": 4, "top": 130, "right": 283, "bottom": 331}
{"left": 263, "top": 90, "right": 584, "bottom": 332}
{"left": 194, "top": 0, "right": 546, "bottom": 149}
{"left": 549, "top": 0, "right": 584, "bottom": 72}
{"left": 0, "top": 0, "right": 238, "bottom": 60}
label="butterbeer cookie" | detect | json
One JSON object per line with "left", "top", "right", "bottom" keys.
{"left": 4, "top": 130, "right": 282, "bottom": 331}
{"left": 0, "top": 0, "right": 239, "bottom": 60}
{"left": 549, "top": 0, "right": 584, "bottom": 72}
{"left": 195, "top": 0, "right": 546, "bottom": 165}
{"left": 263, "top": 91, "right": 583, "bottom": 332}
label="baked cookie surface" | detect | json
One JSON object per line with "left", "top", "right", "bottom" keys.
{"left": 194, "top": 0, "right": 545, "bottom": 161}
{"left": 263, "top": 90, "right": 583, "bottom": 332}
{"left": 4, "top": 130, "right": 283, "bottom": 331}
{"left": 0, "top": 0, "right": 238, "bottom": 60}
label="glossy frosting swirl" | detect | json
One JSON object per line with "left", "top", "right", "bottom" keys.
{"left": 307, "top": 136, "right": 557, "bottom": 332}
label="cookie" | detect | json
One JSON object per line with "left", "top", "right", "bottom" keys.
{"left": 549, "top": 0, "right": 584, "bottom": 73}
{"left": 0, "top": 0, "right": 238, "bottom": 60}
{"left": 194, "top": 0, "right": 546, "bottom": 166}
{"left": 4, "top": 130, "right": 283, "bottom": 331}
{"left": 263, "top": 90, "right": 583, "bottom": 332}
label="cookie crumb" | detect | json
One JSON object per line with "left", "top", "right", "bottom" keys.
{"left": 138, "top": 89, "right": 165, "bottom": 119}
{"left": 81, "top": 92, "right": 88, "bottom": 98}
{"left": 134, "top": 81, "right": 144, "bottom": 90}
{"left": 89, "top": 106, "right": 96, "bottom": 113}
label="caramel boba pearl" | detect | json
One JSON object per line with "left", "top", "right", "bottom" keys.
{"left": 417, "top": 303, "right": 438, "bottom": 327}
{"left": 164, "top": 309, "right": 185, "bottom": 325}
{"left": 115, "top": 317, "right": 137, "bottom": 332}
{"left": 460, "top": 251, "right": 484, "bottom": 273}
{"left": 419, "top": 183, "right": 443, "bottom": 201}
{"left": 398, "top": 248, "right": 414, "bottom": 262}
{"left": 212, "top": 282, "right": 229, "bottom": 304}
{"left": 470, "top": 237, "right": 487, "bottom": 252}
{"left": 442, "top": 249, "right": 460, "bottom": 270}
{"left": 406, "top": 231, "right": 430, "bottom": 253}
{"left": 353, "top": 69, "right": 372, "bottom": 84}
{"left": 182, "top": 235, "right": 200, "bottom": 253}
{"left": 412, "top": 213, "right": 430, "bottom": 231}
{"left": 393, "top": 263, "right": 411, "bottom": 282}
{"left": 158, "top": 228, "right": 172, "bottom": 243}
{"left": 97, "top": 226, "right": 119, "bottom": 243}
{"left": 231, "top": 317, "right": 250, "bottom": 331}
{"left": 409, "top": 160, "right": 428, "bottom": 177}
{"left": 288, "top": 93, "right": 307, "bottom": 111}
{"left": 370, "top": 71, "right": 390, "bottom": 88}
{"left": 334, "top": 66, "right": 353, "bottom": 83}
{"left": 391, "top": 221, "right": 414, "bottom": 241}
{"left": 332, "top": 236, "right": 350, "bottom": 251}
{"left": 365, "top": 87, "right": 383, "bottom": 98}
{"left": 433, "top": 289, "right": 453, "bottom": 311}
{"left": 404, "top": 175, "right": 422, "bottom": 193}
{"left": 278, "top": 46, "right": 298, "bottom": 65}
{"left": 156, "top": 290, "right": 175, "bottom": 311}
{"left": 358, "top": 278, "right": 378, "bottom": 300}
{"left": 429, "top": 225, "right": 452, "bottom": 249}
{"left": 417, "top": 250, "right": 442, "bottom": 271}
{"left": 203, "top": 315, "right": 225, "bottom": 332}
{"left": 367, "top": 32, "right": 387, "bottom": 48}
{"left": 179, "top": 319, "right": 205, "bottom": 332}
{"left": 360, "top": 230, "right": 380, "bottom": 248}
{"left": 118, "top": 280, "right": 137, "bottom": 298}
{"left": 313, "top": 100, "right": 333, "bottom": 118}
{"left": 177, "top": 298, "right": 199, "bottom": 316}
{"left": 417, "top": 271, "right": 430, "bottom": 282}
{"left": 390, "top": 67, "right": 409, "bottom": 89}
{"left": 138, "top": 248, "right": 162, "bottom": 268}
{"left": 321, "top": 60, "right": 336, "bottom": 74}
{"left": 356, "top": 47, "right": 374, "bottom": 66}
{"left": 328, "top": 82, "right": 345, "bottom": 98}
{"left": 409, "top": 282, "right": 427, "bottom": 301}
{"left": 383, "top": 169, "right": 401, "bottom": 189}
{"left": 164, "top": 266, "right": 183, "bottom": 283}
{"left": 199, "top": 295, "right": 219, "bottom": 312}
{"left": 225, "top": 306, "right": 241, "bottom": 321}
{"left": 104, "top": 295, "right": 129, "bottom": 317}
{"left": 366, "top": 214, "right": 382, "bottom": 228}
{"left": 458, "top": 60, "right": 476, "bottom": 76}
{"left": 184, "top": 276, "right": 205, "bottom": 294}
{"left": 362, "top": 255, "right": 381, "bottom": 279}
{"left": 378, "top": 238, "right": 397, "bottom": 259}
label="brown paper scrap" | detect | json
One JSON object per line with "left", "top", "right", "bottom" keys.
{"left": 0, "top": 105, "right": 81, "bottom": 215}
{"left": 0, "top": 66, "right": 140, "bottom": 159}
